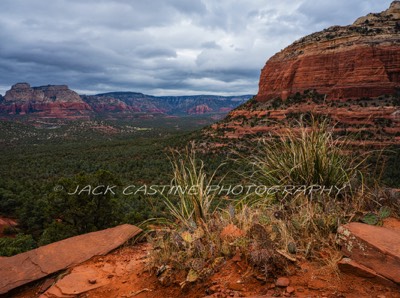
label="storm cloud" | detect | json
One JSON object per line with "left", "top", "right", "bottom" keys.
{"left": 0, "top": 0, "right": 394, "bottom": 95}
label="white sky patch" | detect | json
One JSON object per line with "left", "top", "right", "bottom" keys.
{"left": 176, "top": 49, "right": 201, "bottom": 61}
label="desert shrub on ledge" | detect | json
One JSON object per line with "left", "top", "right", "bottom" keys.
{"left": 145, "top": 120, "right": 381, "bottom": 286}
{"left": 246, "top": 117, "right": 365, "bottom": 190}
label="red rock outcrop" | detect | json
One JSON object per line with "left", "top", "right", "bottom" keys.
{"left": 337, "top": 220, "right": 400, "bottom": 286}
{"left": 188, "top": 104, "right": 213, "bottom": 114}
{"left": 0, "top": 83, "right": 92, "bottom": 117}
{"left": 0, "top": 224, "right": 141, "bottom": 295}
{"left": 0, "top": 217, "right": 17, "bottom": 236}
{"left": 256, "top": 1, "right": 400, "bottom": 101}
{"left": 81, "top": 95, "right": 140, "bottom": 113}
{"left": 204, "top": 3, "right": 400, "bottom": 149}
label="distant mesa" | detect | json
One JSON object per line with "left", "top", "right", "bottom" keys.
{"left": 0, "top": 82, "right": 91, "bottom": 119}
{"left": 81, "top": 94, "right": 138, "bottom": 113}
{"left": 4, "top": 82, "right": 82, "bottom": 103}
{"left": 0, "top": 84, "right": 252, "bottom": 118}
{"left": 256, "top": 1, "right": 400, "bottom": 101}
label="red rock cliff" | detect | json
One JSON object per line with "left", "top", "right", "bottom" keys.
{"left": 1, "top": 83, "right": 91, "bottom": 117}
{"left": 256, "top": 1, "right": 400, "bottom": 101}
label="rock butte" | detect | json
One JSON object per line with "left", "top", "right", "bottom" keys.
{"left": 256, "top": 1, "right": 400, "bottom": 101}
{"left": 0, "top": 83, "right": 91, "bottom": 118}
{"left": 206, "top": 2, "right": 400, "bottom": 147}
{"left": 188, "top": 104, "right": 213, "bottom": 114}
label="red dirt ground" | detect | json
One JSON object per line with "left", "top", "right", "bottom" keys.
{"left": 11, "top": 241, "right": 400, "bottom": 298}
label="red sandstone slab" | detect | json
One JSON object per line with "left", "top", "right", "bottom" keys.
{"left": 47, "top": 267, "right": 107, "bottom": 296}
{"left": 337, "top": 222, "right": 400, "bottom": 284}
{"left": 338, "top": 257, "right": 398, "bottom": 288}
{"left": 0, "top": 224, "right": 141, "bottom": 294}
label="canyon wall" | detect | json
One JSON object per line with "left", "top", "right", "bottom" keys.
{"left": 256, "top": 1, "right": 400, "bottom": 101}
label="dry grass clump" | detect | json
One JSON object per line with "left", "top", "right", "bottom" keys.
{"left": 247, "top": 117, "right": 365, "bottom": 191}
{"left": 146, "top": 204, "right": 289, "bottom": 285}
{"left": 161, "top": 145, "right": 224, "bottom": 230}
{"left": 145, "top": 146, "right": 287, "bottom": 284}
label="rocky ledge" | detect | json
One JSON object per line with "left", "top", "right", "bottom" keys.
{"left": 0, "top": 224, "right": 141, "bottom": 295}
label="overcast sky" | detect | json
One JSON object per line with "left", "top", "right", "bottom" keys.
{"left": 0, "top": 0, "right": 394, "bottom": 96}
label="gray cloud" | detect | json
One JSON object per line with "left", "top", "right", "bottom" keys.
{"left": 201, "top": 41, "right": 221, "bottom": 49}
{"left": 0, "top": 0, "right": 394, "bottom": 96}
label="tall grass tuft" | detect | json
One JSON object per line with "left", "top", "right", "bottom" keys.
{"left": 162, "top": 144, "right": 223, "bottom": 229}
{"left": 249, "top": 117, "right": 365, "bottom": 193}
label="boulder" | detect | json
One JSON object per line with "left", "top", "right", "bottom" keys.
{"left": 275, "top": 277, "right": 290, "bottom": 287}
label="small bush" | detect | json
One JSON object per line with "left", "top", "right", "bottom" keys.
{"left": 0, "top": 234, "right": 37, "bottom": 256}
{"left": 146, "top": 146, "right": 289, "bottom": 285}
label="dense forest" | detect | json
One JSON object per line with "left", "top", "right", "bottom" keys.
{"left": 0, "top": 116, "right": 243, "bottom": 255}
{"left": 0, "top": 113, "right": 399, "bottom": 256}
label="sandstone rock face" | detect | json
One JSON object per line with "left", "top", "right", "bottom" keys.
{"left": 256, "top": 1, "right": 400, "bottom": 101}
{"left": 206, "top": 97, "right": 400, "bottom": 148}
{"left": 81, "top": 95, "right": 137, "bottom": 113}
{"left": 0, "top": 224, "right": 141, "bottom": 295}
{"left": 4, "top": 83, "right": 83, "bottom": 103}
{"left": 187, "top": 104, "right": 213, "bottom": 114}
{"left": 337, "top": 221, "right": 400, "bottom": 285}
{"left": 1, "top": 83, "right": 91, "bottom": 117}
{"left": 4, "top": 82, "right": 43, "bottom": 102}
{"left": 204, "top": 3, "right": 400, "bottom": 150}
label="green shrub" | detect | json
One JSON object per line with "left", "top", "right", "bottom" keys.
{"left": 0, "top": 234, "right": 37, "bottom": 256}
{"left": 46, "top": 170, "right": 124, "bottom": 236}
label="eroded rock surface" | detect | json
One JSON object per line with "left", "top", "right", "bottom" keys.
{"left": 0, "top": 224, "right": 141, "bottom": 295}
{"left": 337, "top": 220, "right": 400, "bottom": 285}
{"left": 204, "top": 2, "right": 400, "bottom": 148}
{"left": 256, "top": 1, "right": 400, "bottom": 101}
{"left": 0, "top": 83, "right": 91, "bottom": 118}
